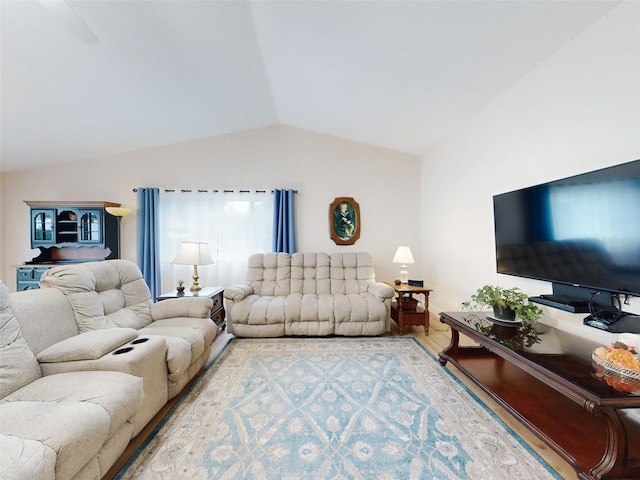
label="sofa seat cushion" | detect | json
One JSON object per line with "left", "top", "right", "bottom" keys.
{"left": 0, "top": 433, "right": 56, "bottom": 480}
{"left": 138, "top": 326, "right": 205, "bottom": 360}
{"left": 333, "top": 293, "right": 388, "bottom": 336}
{"left": 36, "top": 328, "right": 139, "bottom": 363}
{"left": 234, "top": 295, "right": 287, "bottom": 325}
{"left": 333, "top": 293, "right": 386, "bottom": 322}
{"left": 231, "top": 294, "right": 344, "bottom": 327}
{"left": 0, "top": 401, "right": 112, "bottom": 480}
{"left": 137, "top": 327, "right": 201, "bottom": 376}
{"left": 2, "top": 371, "right": 143, "bottom": 438}
{"left": 285, "top": 293, "right": 335, "bottom": 323}
{"left": 231, "top": 292, "right": 385, "bottom": 325}
{"left": 146, "top": 318, "right": 217, "bottom": 347}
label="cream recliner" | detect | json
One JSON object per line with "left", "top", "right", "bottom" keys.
{"left": 40, "top": 259, "right": 216, "bottom": 398}
{"left": 224, "top": 252, "right": 394, "bottom": 337}
{"left": 1, "top": 279, "right": 146, "bottom": 480}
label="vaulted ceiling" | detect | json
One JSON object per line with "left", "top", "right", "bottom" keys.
{"left": 0, "top": 0, "right": 619, "bottom": 172}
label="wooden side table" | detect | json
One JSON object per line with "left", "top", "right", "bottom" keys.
{"left": 386, "top": 282, "right": 432, "bottom": 335}
{"left": 156, "top": 286, "right": 225, "bottom": 331}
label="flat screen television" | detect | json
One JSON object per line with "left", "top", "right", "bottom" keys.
{"left": 493, "top": 159, "right": 640, "bottom": 301}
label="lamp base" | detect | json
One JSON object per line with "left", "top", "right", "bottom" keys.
{"left": 399, "top": 266, "right": 409, "bottom": 284}
{"left": 190, "top": 265, "right": 202, "bottom": 293}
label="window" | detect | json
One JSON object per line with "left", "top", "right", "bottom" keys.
{"left": 159, "top": 190, "right": 273, "bottom": 291}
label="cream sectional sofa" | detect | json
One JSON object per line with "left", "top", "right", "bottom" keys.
{"left": 0, "top": 260, "right": 216, "bottom": 480}
{"left": 1, "top": 280, "right": 147, "bottom": 480}
{"left": 224, "top": 252, "right": 394, "bottom": 337}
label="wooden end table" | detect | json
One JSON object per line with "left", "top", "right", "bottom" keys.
{"left": 156, "top": 286, "right": 225, "bottom": 331}
{"left": 386, "top": 282, "right": 432, "bottom": 335}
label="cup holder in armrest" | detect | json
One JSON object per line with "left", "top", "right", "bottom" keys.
{"left": 131, "top": 338, "right": 149, "bottom": 345}
{"left": 113, "top": 347, "right": 134, "bottom": 355}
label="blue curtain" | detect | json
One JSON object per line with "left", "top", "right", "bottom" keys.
{"left": 136, "top": 187, "right": 161, "bottom": 299}
{"left": 272, "top": 189, "right": 297, "bottom": 253}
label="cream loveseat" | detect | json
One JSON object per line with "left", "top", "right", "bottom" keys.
{"left": 0, "top": 260, "right": 216, "bottom": 480}
{"left": 39, "top": 259, "right": 217, "bottom": 398}
{"left": 224, "top": 252, "right": 394, "bottom": 337}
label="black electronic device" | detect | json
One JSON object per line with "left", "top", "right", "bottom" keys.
{"left": 493, "top": 159, "right": 640, "bottom": 300}
{"left": 408, "top": 279, "right": 424, "bottom": 287}
{"left": 581, "top": 291, "right": 640, "bottom": 333}
{"left": 583, "top": 314, "right": 640, "bottom": 333}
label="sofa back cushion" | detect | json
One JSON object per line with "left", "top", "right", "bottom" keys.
{"left": 9, "top": 288, "right": 79, "bottom": 355}
{"left": 330, "top": 252, "right": 375, "bottom": 295}
{"left": 83, "top": 260, "right": 154, "bottom": 329}
{"left": 40, "top": 260, "right": 153, "bottom": 333}
{"left": 291, "top": 253, "right": 331, "bottom": 294}
{"left": 40, "top": 264, "right": 116, "bottom": 332}
{"left": 247, "top": 253, "right": 292, "bottom": 296}
{"left": 246, "top": 252, "right": 376, "bottom": 296}
{"left": 0, "top": 281, "right": 42, "bottom": 399}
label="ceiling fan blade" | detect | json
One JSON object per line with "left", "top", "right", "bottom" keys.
{"left": 39, "top": 0, "right": 99, "bottom": 44}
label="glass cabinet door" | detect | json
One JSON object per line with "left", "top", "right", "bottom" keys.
{"left": 79, "top": 210, "right": 101, "bottom": 243}
{"left": 31, "top": 209, "right": 55, "bottom": 246}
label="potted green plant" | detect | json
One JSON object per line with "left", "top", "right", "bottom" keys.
{"left": 462, "top": 285, "right": 542, "bottom": 323}
{"left": 176, "top": 280, "right": 185, "bottom": 295}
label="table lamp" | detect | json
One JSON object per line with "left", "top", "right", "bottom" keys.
{"left": 172, "top": 242, "right": 213, "bottom": 293}
{"left": 393, "top": 246, "right": 414, "bottom": 284}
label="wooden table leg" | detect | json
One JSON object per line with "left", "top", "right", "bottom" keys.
{"left": 439, "top": 322, "right": 460, "bottom": 366}
{"left": 589, "top": 407, "right": 640, "bottom": 479}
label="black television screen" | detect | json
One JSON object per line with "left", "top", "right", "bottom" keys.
{"left": 493, "top": 159, "right": 640, "bottom": 297}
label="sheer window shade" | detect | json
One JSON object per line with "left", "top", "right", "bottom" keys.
{"left": 159, "top": 190, "right": 273, "bottom": 292}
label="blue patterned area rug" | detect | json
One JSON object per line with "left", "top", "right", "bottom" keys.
{"left": 116, "top": 337, "right": 560, "bottom": 479}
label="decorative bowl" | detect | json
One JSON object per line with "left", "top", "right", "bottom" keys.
{"left": 592, "top": 353, "right": 640, "bottom": 393}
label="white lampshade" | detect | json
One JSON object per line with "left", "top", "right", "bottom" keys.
{"left": 392, "top": 246, "right": 414, "bottom": 265}
{"left": 172, "top": 242, "right": 214, "bottom": 266}
{"left": 393, "top": 246, "right": 414, "bottom": 284}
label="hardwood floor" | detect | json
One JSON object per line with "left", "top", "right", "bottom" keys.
{"left": 104, "top": 316, "right": 576, "bottom": 479}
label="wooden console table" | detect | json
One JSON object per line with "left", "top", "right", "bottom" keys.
{"left": 386, "top": 282, "right": 432, "bottom": 335}
{"left": 438, "top": 311, "right": 640, "bottom": 480}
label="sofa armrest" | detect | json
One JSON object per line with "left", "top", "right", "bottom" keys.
{"left": 150, "top": 297, "right": 212, "bottom": 320}
{"left": 368, "top": 282, "right": 395, "bottom": 301}
{"left": 39, "top": 335, "right": 167, "bottom": 377}
{"left": 38, "top": 335, "right": 170, "bottom": 436}
{"left": 223, "top": 285, "right": 253, "bottom": 302}
{"left": 36, "top": 328, "right": 139, "bottom": 363}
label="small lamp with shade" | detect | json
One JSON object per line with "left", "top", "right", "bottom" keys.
{"left": 172, "top": 242, "right": 214, "bottom": 293}
{"left": 393, "top": 246, "right": 414, "bottom": 284}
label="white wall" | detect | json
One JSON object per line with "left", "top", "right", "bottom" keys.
{"left": 2, "top": 124, "right": 421, "bottom": 292}
{"left": 0, "top": 173, "right": 5, "bottom": 280}
{"left": 420, "top": 1, "right": 640, "bottom": 342}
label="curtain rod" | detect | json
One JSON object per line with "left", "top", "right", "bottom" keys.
{"left": 132, "top": 188, "right": 298, "bottom": 194}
